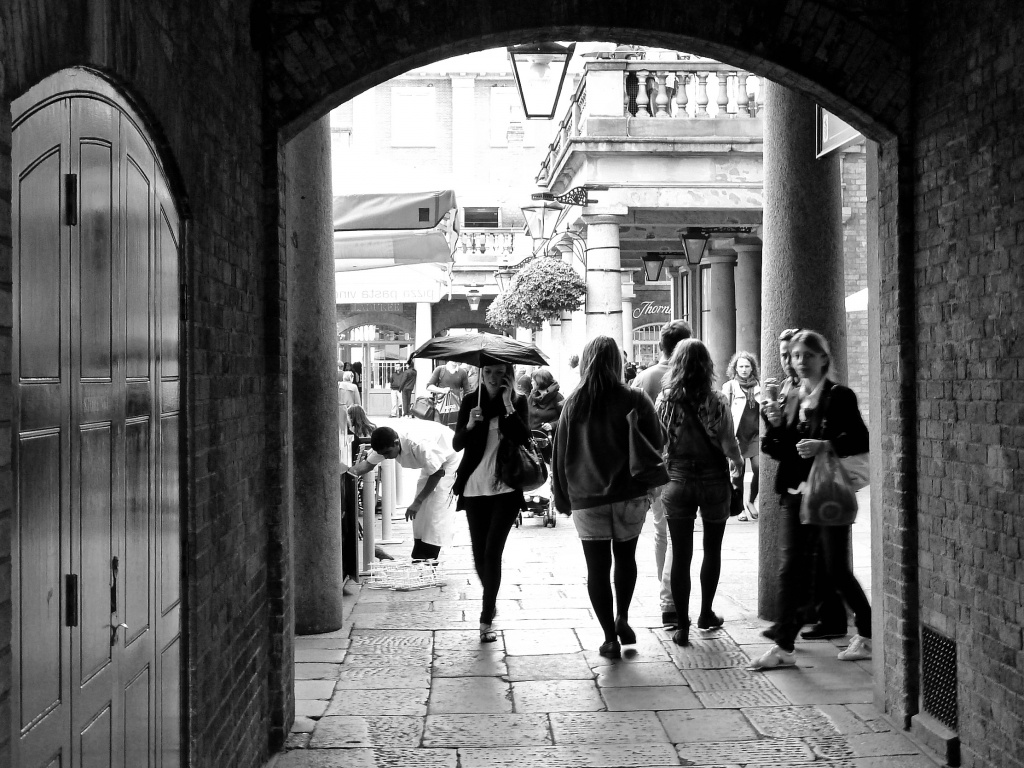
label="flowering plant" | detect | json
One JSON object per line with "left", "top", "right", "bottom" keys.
{"left": 486, "top": 255, "right": 586, "bottom": 330}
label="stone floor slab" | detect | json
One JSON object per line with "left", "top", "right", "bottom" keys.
{"left": 433, "top": 629, "right": 505, "bottom": 651}
{"left": 579, "top": 628, "right": 673, "bottom": 664}
{"left": 325, "top": 687, "right": 428, "bottom": 716}
{"left": 371, "top": 748, "right": 458, "bottom": 767}
{"left": 332, "top": 667, "right": 431, "bottom": 690}
{"left": 348, "top": 630, "right": 433, "bottom": 651}
{"left": 743, "top": 705, "right": 841, "bottom": 738}
{"left": 275, "top": 748, "right": 374, "bottom": 767}
{"left": 658, "top": 709, "right": 758, "bottom": 742}
{"left": 295, "top": 637, "right": 351, "bottom": 650}
{"left": 295, "top": 663, "right": 343, "bottom": 680}
{"left": 595, "top": 661, "right": 687, "bottom": 688}
{"left": 549, "top": 711, "right": 670, "bottom": 744}
{"left": 503, "top": 628, "right": 581, "bottom": 655}
{"left": 291, "top": 715, "right": 316, "bottom": 733}
{"left": 676, "top": 737, "right": 815, "bottom": 764}
{"left": 457, "top": 743, "right": 681, "bottom": 768}
{"left": 432, "top": 649, "right": 507, "bottom": 677}
{"left": 295, "top": 649, "right": 347, "bottom": 663}
{"left": 422, "top": 713, "right": 551, "bottom": 747}
{"left": 505, "top": 653, "right": 594, "bottom": 681}
{"left": 353, "top": 600, "right": 434, "bottom": 613}
{"left": 342, "top": 650, "right": 433, "bottom": 667}
{"left": 308, "top": 715, "right": 372, "bottom": 748}
{"left": 428, "top": 676, "right": 512, "bottom": 714}
{"left": 295, "top": 680, "right": 336, "bottom": 700}
{"left": 694, "top": 688, "right": 790, "bottom": 708}
{"left": 352, "top": 611, "right": 469, "bottom": 630}
{"left": 282, "top": 733, "right": 311, "bottom": 750}
{"left": 662, "top": 635, "right": 751, "bottom": 670}
{"left": 811, "top": 732, "right": 923, "bottom": 758}
{"left": 295, "top": 699, "right": 328, "bottom": 718}
{"left": 511, "top": 680, "right": 605, "bottom": 713}
{"left": 363, "top": 715, "right": 424, "bottom": 747}
{"left": 600, "top": 685, "right": 702, "bottom": 711}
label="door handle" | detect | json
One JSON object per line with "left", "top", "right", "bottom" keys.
{"left": 111, "top": 622, "right": 128, "bottom": 646}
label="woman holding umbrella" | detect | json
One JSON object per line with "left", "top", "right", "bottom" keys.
{"left": 452, "top": 360, "right": 531, "bottom": 644}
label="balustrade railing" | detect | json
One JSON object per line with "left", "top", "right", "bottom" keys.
{"left": 536, "top": 58, "right": 764, "bottom": 185}
{"left": 455, "top": 228, "right": 518, "bottom": 261}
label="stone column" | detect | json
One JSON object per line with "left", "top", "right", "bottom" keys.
{"left": 733, "top": 241, "right": 762, "bottom": 360}
{"left": 702, "top": 252, "right": 737, "bottom": 387}
{"left": 546, "top": 318, "right": 562, "bottom": 377}
{"left": 621, "top": 299, "right": 634, "bottom": 362}
{"left": 758, "top": 81, "right": 847, "bottom": 619}
{"left": 414, "top": 302, "right": 433, "bottom": 394}
{"left": 582, "top": 212, "right": 627, "bottom": 345}
{"left": 287, "top": 116, "right": 344, "bottom": 634}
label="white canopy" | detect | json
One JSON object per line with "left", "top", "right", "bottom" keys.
{"left": 333, "top": 190, "right": 459, "bottom": 272}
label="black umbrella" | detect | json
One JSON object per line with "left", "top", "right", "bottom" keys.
{"left": 410, "top": 333, "right": 549, "bottom": 408}
{"left": 409, "top": 332, "right": 548, "bottom": 368}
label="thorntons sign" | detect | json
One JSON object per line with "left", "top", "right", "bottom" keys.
{"left": 631, "top": 289, "right": 672, "bottom": 323}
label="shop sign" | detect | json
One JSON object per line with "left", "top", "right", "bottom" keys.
{"left": 335, "top": 283, "right": 443, "bottom": 304}
{"left": 816, "top": 105, "right": 863, "bottom": 158}
{"left": 338, "top": 303, "right": 403, "bottom": 313}
{"left": 631, "top": 288, "right": 672, "bottom": 323}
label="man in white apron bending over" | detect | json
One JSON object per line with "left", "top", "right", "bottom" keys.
{"left": 349, "top": 420, "right": 462, "bottom": 561}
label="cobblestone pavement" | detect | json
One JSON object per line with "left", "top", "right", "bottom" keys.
{"left": 270, "top": 493, "right": 938, "bottom": 768}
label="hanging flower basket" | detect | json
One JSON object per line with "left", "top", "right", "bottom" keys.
{"left": 487, "top": 255, "right": 586, "bottom": 330}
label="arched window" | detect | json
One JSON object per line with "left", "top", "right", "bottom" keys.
{"left": 341, "top": 324, "right": 412, "bottom": 342}
{"left": 633, "top": 323, "right": 662, "bottom": 366}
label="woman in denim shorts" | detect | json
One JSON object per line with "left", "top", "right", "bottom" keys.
{"left": 656, "top": 339, "right": 742, "bottom": 646}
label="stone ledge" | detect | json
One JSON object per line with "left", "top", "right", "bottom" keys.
{"left": 909, "top": 712, "right": 959, "bottom": 767}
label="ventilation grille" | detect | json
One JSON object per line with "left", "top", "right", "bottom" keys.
{"left": 922, "top": 625, "right": 958, "bottom": 731}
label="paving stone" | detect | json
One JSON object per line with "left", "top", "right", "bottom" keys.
{"left": 359, "top": 588, "right": 446, "bottom": 603}
{"left": 333, "top": 667, "right": 431, "bottom": 689}
{"left": 600, "top": 685, "right": 702, "bottom": 711}
{"left": 743, "top": 705, "right": 841, "bottom": 738}
{"left": 295, "top": 699, "right": 328, "bottom": 718}
{"left": 295, "top": 663, "right": 343, "bottom": 680}
{"left": 663, "top": 635, "right": 751, "bottom": 669}
{"left": 810, "top": 732, "right": 922, "bottom": 758}
{"left": 595, "top": 661, "right": 686, "bottom": 688}
{"left": 658, "top": 708, "right": 758, "bottom": 742}
{"left": 503, "top": 628, "right": 581, "bottom": 655}
{"left": 353, "top": 600, "right": 434, "bottom": 613}
{"left": 579, "top": 628, "right": 672, "bottom": 664}
{"left": 308, "top": 715, "right": 371, "bottom": 747}
{"left": 363, "top": 715, "right": 424, "bottom": 747}
{"left": 295, "top": 636, "right": 351, "bottom": 650}
{"left": 549, "top": 711, "right": 669, "bottom": 744}
{"left": 815, "top": 704, "right": 878, "bottom": 735}
{"left": 432, "top": 649, "right": 507, "bottom": 677}
{"left": 505, "top": 653, "right": 594, "bottom": 681}
{"left": 291, "top": 715, "right": 317, "bottom": 733}
{"left": 695, "top": 688, "right": 790, "bottom": 707}
{"left": 422, "top": 713, "right": 551, "bottom": 747}
{"left": 342, "top": 650, "right": 433, "bottom": 667}
{"left": 511, "top": 680, "right": 605, "bottom": 712}
{"left": 500, "top": 608, "right": 593, "bottom": 622}
{"left": 282, "top": 732, "right": 311, "bottom": 750}
{"left": 295, "top": 680, "right": 336, "bottom": 700}
{"left": 676, "top": 737, "right": 815, "bottom": 764}
{"left": 845, "top": 702, "right": 894, "bottom": 732}
{"left": 683, "top": 668, "right": 779, "bottom": 692}
{"left": 325, "top": 688, "right": 428, "bottom": 716}
{"left": 348, "top": 630, "right": 433, "bottom": 651}
{"left": 458, "top": 743, "right": 681, "bottom": 767}
{"left": 433, "top": 629, "right": 505, "bottom": 651}
{"left": 295, "top": 648, "right": 347, "bottom": 663}
{"left": 275, "top": 748, "right": 374, "bottom": 767}
{"left": 352, "top": 610, "right": 469, "bottom": 630}
{"left": 428, "top": 676, "right": 512, "bottom": 714}
{"left": 371, "top": 748, "right": 458, "bottom": 767}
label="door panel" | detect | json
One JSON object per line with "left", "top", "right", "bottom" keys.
{"left": 14, "top": 79, "right": 182, "bottom": 768}
{"left": 77, "top": 425, "right": 113, "bottom": 683}
{"left": 18, "top": 432, "right": 64, "bottom": 727}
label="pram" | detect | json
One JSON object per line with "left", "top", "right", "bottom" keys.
{"left": 519, "top": 427, "right": 557, "bottom": 528}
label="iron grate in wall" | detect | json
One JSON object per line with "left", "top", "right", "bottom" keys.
{"left": 922, "top": 625, "right": 958, "bottom": 732}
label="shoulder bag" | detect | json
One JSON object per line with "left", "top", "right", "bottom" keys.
{"left": 799, "top": 442, "right": 859, "bottom": 526}
{"left": 627, "top": 392, "right": 670, "bottom": 489}
{"left": 410, "top": 396, "right": 436, "bottom": 420}
{"left": 497, "top": 434, "right": 548, "bottom": 492}
{"left": 818, "top": 387, "right": 870, "bottom": 491}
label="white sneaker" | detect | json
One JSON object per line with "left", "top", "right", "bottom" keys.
{"left": 838, "top": 635, "right": 872, "bottom": 661}
{"left": 747, "top": 644, "right": 797, "bottom": 670}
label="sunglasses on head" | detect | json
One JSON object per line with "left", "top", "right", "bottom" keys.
{"left": 779, "top": 327, "right": 802, "bottom": 341}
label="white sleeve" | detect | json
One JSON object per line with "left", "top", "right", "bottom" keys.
{"left": 364, "top": 449, "right": 385, "bottom": 467}
{"left": 407, "top": 439, "right": 445, "bottom": 474}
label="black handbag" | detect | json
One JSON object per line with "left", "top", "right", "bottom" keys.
{"left": 497, "top": 436, "right": 548, "bottom": 492}
{"left": 410, "top": 396, "right": 436, "bottom": 420}
{"left": 627, "top": 394, "right": 669, "bottom": 488}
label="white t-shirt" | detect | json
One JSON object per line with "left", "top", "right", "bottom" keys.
{"left": 365, "top": 421, "right": 460, "bottom": 476}
{"left": 462, "top": 418, "right": 513, "bottom": 497}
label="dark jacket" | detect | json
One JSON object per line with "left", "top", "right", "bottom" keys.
{"left": 451, "top": 390, "right": 530, "bottom": 502}
{"left": 761, "top": 379, "right": 869, "bottom": 494}
{"left": 528, "top": 384, "right": 564, "bottom": 429}
{"left": 552, "top": 386, "right": 664, "bottom": 513}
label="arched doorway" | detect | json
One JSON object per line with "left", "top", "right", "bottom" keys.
{"left": 11, "top": 69, "right": 183, "bottom": 768}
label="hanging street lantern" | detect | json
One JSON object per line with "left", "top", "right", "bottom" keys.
{"left": 507, "top": 42, "right": 576, "bottom": 119}
{"left": 466, "top": 287, "right": 482, "bottom": 312}
{"left": 681, "top": 227, "right": 710, "bottom": 266}
{"left": 641, "top": 252, "right": 667, "bottom": 282}
{"left": 494, "top": 266, "right": 515, "bottom": 294}
{"left": 521, "top": 200, "right": 565, "bottom": 251}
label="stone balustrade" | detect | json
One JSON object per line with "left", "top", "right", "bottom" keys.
{"left": 455, "top": 228, "right": 519, "bottom": 262}
{"left": 537, "top": 58, "right": 764, "bottom": 185}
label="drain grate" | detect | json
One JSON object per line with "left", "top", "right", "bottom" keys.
{"left": 922, "top": 625, "right": 958, "bottom": 731}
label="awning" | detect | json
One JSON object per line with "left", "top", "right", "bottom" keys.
{"left": 334, "top": 190, "right": 459, "bottom": 272}
{"left": 335, "top": 263, "right": 449, "bottom": 304}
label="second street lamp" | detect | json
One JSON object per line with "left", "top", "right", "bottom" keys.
{"left": 507, "top": 42, "right": 576, "bottom": 119}
{"left": 641, "top": 252, "right": 667, "bottom": 282}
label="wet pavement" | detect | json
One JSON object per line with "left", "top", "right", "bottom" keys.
{"left": 269, "top": 495, "right": 938, "bottom": 768}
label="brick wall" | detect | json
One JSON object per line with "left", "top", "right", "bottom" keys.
{"left": 913, "top": 1, "right": 1024, "bottom": 764}
{"left": 842, "top": 148, "right": 870, "bottom": 415}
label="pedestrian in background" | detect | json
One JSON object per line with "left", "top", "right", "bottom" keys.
{"left": 656, "top": 339, "right": 742, "bottom": 647}
{"left": 722, "top": 351, "right": 762, "bottom": 521}
{"left": 552, "top": 336, "right": 664, "bottom": 659}
{"left": 630, "top": 319, "right": 692, "bottom": 628}
{"left": 400, "top": 361, "right": 417, "bottom": 416}
{"left": 427, "top": 360, "right": 469, "bottom": 428}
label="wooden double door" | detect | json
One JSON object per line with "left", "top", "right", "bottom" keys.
{"left": 12, "top": 73, "right": 182, "bottom": 768}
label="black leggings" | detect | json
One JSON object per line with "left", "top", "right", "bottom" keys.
{"left": 747, "top": 454, "right": 760, "bottom": 503}
{"left": 463, "top": 492, "right": 522, "bottom": 624}
{"left": 580, "top": 537, "right": 640, "bottom": 643}
{"left": 666, "top": 517, "right": 727, "bottom": 624}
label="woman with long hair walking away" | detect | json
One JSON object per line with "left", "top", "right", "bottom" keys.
{"left": 452, "top": 362, "right": 531, "bottom": 643}
{"left": 656, "top": 339, "right": 743, "bottom": 646}
{"left": 552, "top": 336, "right": 665, "bottom": 659}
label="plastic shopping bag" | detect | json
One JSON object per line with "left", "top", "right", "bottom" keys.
{"left": 799, "top": 443, "right": 859, "bottom": 526}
